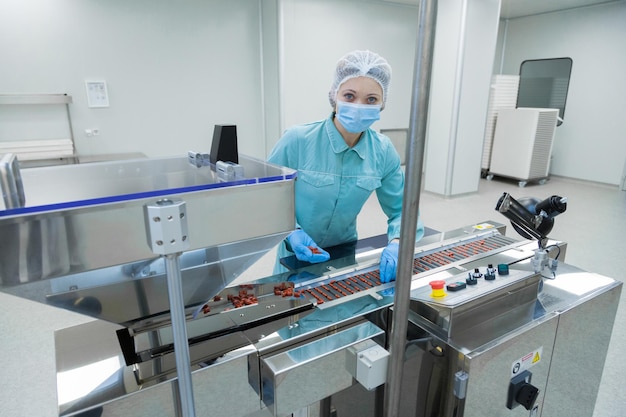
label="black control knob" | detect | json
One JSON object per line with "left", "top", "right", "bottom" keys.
{"left": 516, "top": 383, "right": 540, "bottom": 410}
{"left": 506, "top": 370, "right": 539, "bottom": 411}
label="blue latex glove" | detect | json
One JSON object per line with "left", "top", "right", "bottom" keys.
{"left": 379, "top": 241, "right": 399, "bottom": 283}
{"left": 287, "top": 229, "right": 330, "bottom": 263}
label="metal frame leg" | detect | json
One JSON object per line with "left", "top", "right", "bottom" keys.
{"left": 144, "top": 199, "right": 195, "bottom": 417}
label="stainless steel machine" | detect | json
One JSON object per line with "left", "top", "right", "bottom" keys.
{"left": 5, "top": 2, "right": 619, "bottom": 416}
{"left": 0, "top": 152, "right": 621, "bottom": 417}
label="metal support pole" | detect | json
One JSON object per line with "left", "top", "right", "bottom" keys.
{"left": 144, "top": 199, "right": 195, "bottom": 417}
{"left": 164, "top": 253, "right": 196, "bottom": 417}
{"left": 384, "top": 1, "right": 437, "bottom": 416}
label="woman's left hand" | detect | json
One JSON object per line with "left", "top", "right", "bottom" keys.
{"left": 379, "top": 241, "right": 399, "bottom": 283}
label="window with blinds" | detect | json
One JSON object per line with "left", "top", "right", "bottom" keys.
{"left": 516, "top": 58, "right": 573, "bottom": 126}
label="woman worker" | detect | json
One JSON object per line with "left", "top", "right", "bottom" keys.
{"left": 268, "top": 50, "right": 424, "bottom": 283}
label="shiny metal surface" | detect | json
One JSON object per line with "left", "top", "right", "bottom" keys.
{"left": 387, "top": 0, "right": 437, "bottom": 414}
{"left": 259, "top": 321, "right": 384, "bottom": 417}
{"left": 52, "top": 225, "right": 514, "bottom": 416}
{"left": 0, "top": 153, "right": 25, "bottom": 208}
{"left": 458, "top": 311, "right": 558, "bottom": 417}
{"left": 0, "top": 155, "right": 296, "bottom": 285}
{"left": 541, "top": 270, "right": 621, "bottom": 417}
{"left": 410, "top": 269, "right": 541, "bottom": 340}
{"left": 1, "top": 153, "right": 298, "bottom": 417}
{"left": 42, "top": 234, "right": 289, "bottom": 325}
{"left": 143, "top": 200, "right": 195, "bottom": 417}
{"left": 56, "top": 319, "right": 261, "bottom": 417}
{"left": 45, "top": 222, "right": 621, "bottom": 417}
{"left": 406, "top": 261, "right": 622, "bottom": 417}
{"left": 124, "top": 281, "right": 316, "bottom": 372}
{"left": 4, "top": 130, "right": 618, "bottom": 417}
{"left": 144, "top": 199, "right": 197, "bottom": 416}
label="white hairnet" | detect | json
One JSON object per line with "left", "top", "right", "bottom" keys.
{"left": 328, "top": 50, "right": 392, "bottom": 109}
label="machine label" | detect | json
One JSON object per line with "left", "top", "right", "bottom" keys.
{"left": 511, "top": 347, "right": 543, "bottom": 378}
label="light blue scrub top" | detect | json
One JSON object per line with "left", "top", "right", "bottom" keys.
{"left": 268, "top": 114, "right": 424, "bottom": 272}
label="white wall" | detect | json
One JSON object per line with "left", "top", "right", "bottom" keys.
{"left": 280, "top": 0, "right": 501, "bottom": 198}
{"left": 423, "top": 0, "right": 501, "bottom": 196}
{"left": 0, "top": 0, "right": 422, "bottom": 163}
{"left": 278, "top": 0, "right": 420, "bottom": 150}
{"left": 498, "top": 1, "right": 626, "bottom": 185}
{"left": 2, "top": 0, "right": 622, "bottom": 187}
{"left": 0, "top": 0, "right": 268, "bottom": 159}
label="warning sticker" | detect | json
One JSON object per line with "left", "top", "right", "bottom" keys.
{"left": 473, "top": 223, "right": 495, "bottom": 230}
{"left": 511, "top": 347, "right": 543, "bottom": 378}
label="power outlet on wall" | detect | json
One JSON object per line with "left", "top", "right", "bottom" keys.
{"left": 84, "top": 128, "right": 100, "bottom": 137}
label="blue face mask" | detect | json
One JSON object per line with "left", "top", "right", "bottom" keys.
{"left": 336, "top": 101, "right": 381, "bottom": 134}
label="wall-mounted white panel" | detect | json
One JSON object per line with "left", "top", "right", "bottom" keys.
{"left": 451, "top": 0, "right": 501, "bottom": 195}
{"left": 424, "top": 0, "right": 501, "bottom": 196}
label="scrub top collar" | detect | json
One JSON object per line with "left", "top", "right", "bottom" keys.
{"left": 326, "top": 113, "right": 368, "bottom": 160}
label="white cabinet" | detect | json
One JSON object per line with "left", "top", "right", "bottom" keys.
{"left": 488, "top": 108, "right": 559, "bottom": 186}
{"left": 481, "top": 75, "right": 520, "bottom": 173}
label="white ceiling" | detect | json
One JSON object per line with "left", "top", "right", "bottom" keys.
{"left": 382, "top": 0, "right": 616, "bottom": 18}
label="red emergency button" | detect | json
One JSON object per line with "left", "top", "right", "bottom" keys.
{"left": 429, "top": 280, "right": 446, "bottom": 298}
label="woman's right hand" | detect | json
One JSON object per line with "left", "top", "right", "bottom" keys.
{"left": 287, "top": 230, "right": 330, "bottom": 263}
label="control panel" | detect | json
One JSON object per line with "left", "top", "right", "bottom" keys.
{"left": 409, "top": 266, "right": 541, "bottom": 339}
{"left": 410, "top": 266, "right": 537, "bottom": 307}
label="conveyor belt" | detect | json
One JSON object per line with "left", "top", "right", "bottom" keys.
{"left": 306, "top": 272, "right": 383, "bottom": 304}
{"left": 120, "top": 234, "right": 518, "bottom": 367}
{"left": 412, "top": 235, "right": 515, "bottom": 273}
{"left": 306, "top": 234, "right": 517, "bottom": 304}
